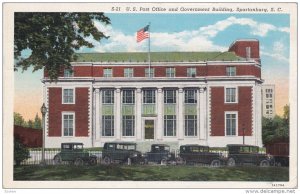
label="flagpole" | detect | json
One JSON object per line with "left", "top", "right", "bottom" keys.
{"left": 148, "top": 22, "right": 151, "bottom": 78}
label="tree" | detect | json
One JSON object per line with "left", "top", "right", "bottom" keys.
{"left": 283, "top": 104, "right": 289, "bottom": 124}
{"left": 14, "top": 13, "right": 110, "bottom": 80}
{"left": 27, "top": 119, "right": 34, "bottom": 128}
{"left": 14, "top": 112, "right": 25, "bottom": 126}
{"left": 33, "top": 113, "right": 42, "bottom": 130}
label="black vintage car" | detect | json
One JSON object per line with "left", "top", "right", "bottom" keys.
{"left": 53, "top": 142, "right": 97, "bottom": 166}
{"left": 226, "top": 144, "right": 273, "bottom": 167}
{"left": 144, "top": 144, "right": 175, "bottom": 165}
{"left": 177, "top": 144, "right": 223, "bottom": 167}
{"left": 102, "top": 142, "right": 145, "bottom": 165}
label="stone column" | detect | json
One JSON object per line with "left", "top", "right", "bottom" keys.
{"left": 156, "top": 88, "right": 163, "bottom": 140}
{"left": 95, "top": 88, "right": 101, "bottom": 141}
{"left": 136, "top": 88, "right": 142, "bottom": 140}
{"left": 199, "top": 87, "right": 206, "bottom": 140}
{"left": 177, "top": 88, "right": 184, "bottom": 140}
{"left": 115, "top": 88, "right": 121, "bottom": 140}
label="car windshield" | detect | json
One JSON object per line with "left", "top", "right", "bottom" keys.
{"left": 74, "top": 144, "right": 83, "bottom": 150}
{"left": 117, "top": 144, "right": 136, "bottom": 150}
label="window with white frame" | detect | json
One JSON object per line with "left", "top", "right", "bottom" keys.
{"left": 102, "top": 89, "right": 114, "bottom": 104}
{"left": 64, "top": 69, "right": 74, "bottom": 77}
{"left": 185, "top": 115, "right": 197, "bottom": 136}
{"left": 124, "top": 68, "right": 134, "bottom": 77}
{"left": 166, "top": 67, "right": 175, "bottom": 77}
{"left": 184, "top": 89, "right": 197, "bottom": 103}
{"left": 164, "top": 89, "right": 176, "bottom": 104}
{"left": 187, "top": 67, "right": 196, "bottom": 77}
{"left": 63, "top": 88, "right": 75, "bottom": 104}
{"left": 143, "top": 89, "right": 156, "bottom": 104}
{"left": 225, "top": 88, "right": 237, "bottom": 103}
{"left": 145, "top": 68, "right": 154, "bottom": 78}
{"left": 122, "top": 89, "right": 135, "bottom": 104}
{"left": 226, "top": 66, "right": 236, "bottom": 76}
{"left": 225, "top": 113, "right": 237, "bottom": 136}
{"left": 102, "top": 115, "right": 114, "bottom": 136}
{"left": 62, "top": 113, "right": 74, "bottom": 136}
{"left": 122, "top": 115, "right": 135, "bottom": 136}
{"left": 164, "top": 115, "right": 176, "bottom": 136}
{"left": 103, "top": 68, "right": 113, "bottom": 77}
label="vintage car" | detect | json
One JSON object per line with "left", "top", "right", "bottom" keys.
{"left": 144, "top": 144, "right": 175, "bottom": 165}
{"left": 177, "top": 144, "right": 223, "bottom": 167}
{"left": 53, "top": 142, "right": 97, "bottom": 166}
{"left": 226, "top": 144, "right": 274, "bottom": 167}
{"left": 102, "top": 142, "right": 145, "bottom": 165}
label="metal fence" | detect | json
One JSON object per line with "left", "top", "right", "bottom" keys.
{"left": 19, "top": 150, "right": 102, "bottom": 165}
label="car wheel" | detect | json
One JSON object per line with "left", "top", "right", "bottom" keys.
{"left": 176, "top": 157, "right": 186, "bottom": 165}
{"left": 260, "top": 160, "right": 270, "bottom": 167}
{"left": 276, "top": 162, "right": 282, "bottom": 167}
{"left": 89, "top": 157, "right": 97, "bottom": 166}
{"left": 103, "top": 156, "right": 111, "bottom": 165}
{"left": 160, "top": 158, "right": 167, "bottom": 165}
{"left": 74, "top": 158, "right": 84, "bottom": 166}
{"left": 227, "top": 158, "right": 236, "bottom": 167}
{"left": 210, "top": 159, "right": 221, "bottom": 167}
{"left": 53, "top": 155, "right": 62, "bottom": 165}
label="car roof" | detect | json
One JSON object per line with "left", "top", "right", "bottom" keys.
{"left": 151, "top": 144, "right": 170, "bottom": 147}
{"left": 180, "top": 144, "right": 209, "bottom": 148}
{"left": 61, "top": 142, "right": 83, "bottom": 145}
{"left": 105, "top": 141, "right": 136, "bottom": 145}
{"left": 227, "top": 144, "right": 259, "bottom": 147}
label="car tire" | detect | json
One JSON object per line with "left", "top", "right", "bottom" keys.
{"left": 176, "top": 157, "right": 186, "bottom": 165}
{"left": 160, "top": 158, "right": 167, "bottom": 165}
{"left": 89, "top": 157, "right": 97, "bottom": 166}
{"left": 227, "top": 158, "right": 236, "bottom": 167}
{"left": 74, "top": 158, "right": 84, "bottom": 166}
{"left": 276, "top": 162, "right": 282, "bottom": 167}
{"left": 210, "top": 159, "right": 221, "bottom": 167}
{"left": 103, "top": 156, "right": 111, "bottom": 165}
{"left": 260, "top": 160, "right": 270, "bottom": 167}
{"left": 53, "top": 155, "right": 62, "bottom": 165}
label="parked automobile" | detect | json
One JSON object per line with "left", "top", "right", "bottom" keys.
{"left": 102, "top": 142, "right": 145, "bottom": 165}
{"left": 176, "top": 144, "right": 223, "bottom": 167}
{"left": 144, "top": 144, "right": 175, "bottom": 165}
{"left": 226, "top": 144, "right": 274, "bottom": 167}
{"left": 53, "top": 142, "right": 97, "bottom": 166}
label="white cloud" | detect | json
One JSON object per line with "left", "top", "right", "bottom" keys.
{"left": 261, "top": 41, "right": 289, "bottom": 62}
{"left": 80, "top": 17, "right": 289, "bottom": 53}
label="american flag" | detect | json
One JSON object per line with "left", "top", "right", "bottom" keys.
{"left": 136, "top": 25, "right": 149, "bottom": 43}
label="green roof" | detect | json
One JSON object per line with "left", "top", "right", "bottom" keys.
{"left": 73, "top": 52, "right": 241, "bottom": 62}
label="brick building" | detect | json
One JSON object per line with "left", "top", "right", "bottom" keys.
{"left": 42, "top": 39, "right": 263, "bottom": 148}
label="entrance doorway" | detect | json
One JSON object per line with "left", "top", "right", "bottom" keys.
{"left": 144, "top": 120, "right": 154, "bottom": 139}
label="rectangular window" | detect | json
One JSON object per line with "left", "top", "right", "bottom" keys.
{"left": 63, "top": 88, "right": 74, "bottom": 104}
{"left": 166, "top": 67, "right": 175, "bottom": 77}
{"left": 64, "top": 69, "right": 73, "bottom": 77}
{"left": 122, "top": 89, "right": 135, "bottom": 104}
{"left": 187, "top": 67, "right": 196, "bottom": 77}
{"left": 225, "top": 88, "right": 237, "bottom": 103}
{"left": 185, "top": 115, "right": 197, "bottom": 136}
{"left": 145, "top": 68, "right": 154, "bottom": 78}
{"left": 226, "top": 113, "right": 237, "bottom": 136}
{"left": 185, "top": 89, "right": 197, "bottom": 104}
{"left": 226, "top": 66, "right": 236, "bottom": 76}
{"left": 143, "top": 89, "right": 156, "bottom": 104}
{"left": 62, "top": 113, "right": 74, "bottom": 136}
{"left": 103, "top": 68, "right": 113, "bottom": 77}
{"left": 102, "top": 89, "right": 114, "bottom": 104}
{"left": 102, "top": 115, "right": 114, "bottom": 136}
{"left": 164, "top": 89, "right": 176, "bottom": 104}
{"left": 164, "top": 115, "right": 176, "bottom": 136}
{"left": 124, "top": 68, "right": 134, "bottom": 77}
{"left": 122, "top": 115, "right": 135, "bottom": 136}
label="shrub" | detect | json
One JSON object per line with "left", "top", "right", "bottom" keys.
{"left": 14, "top": 138, "right": 30, "bottom": 166}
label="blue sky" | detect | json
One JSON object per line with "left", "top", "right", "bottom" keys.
{"left": 15, "top": 13, "right": 290, "bottom": 119}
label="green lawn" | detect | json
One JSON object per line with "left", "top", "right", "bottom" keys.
{"left": 14, "top": 165, "right": 289, "bottom": 181}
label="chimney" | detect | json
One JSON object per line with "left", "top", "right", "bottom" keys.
{"left": 246, "top": 47, "right": 251, "bottom": 60}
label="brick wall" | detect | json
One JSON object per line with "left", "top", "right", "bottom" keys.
{"left": 48, "top": 87, "right": 89, "bottom": 137}
{"left": 228, "top": 40, "right": 260, "bottom": 59}
{"left": 210, "top": 86, "right": 252, "bottom": 136}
